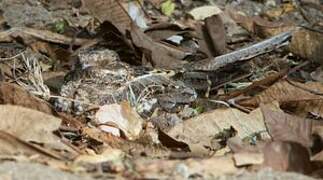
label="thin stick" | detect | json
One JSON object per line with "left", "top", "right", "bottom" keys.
{"left": 186, "top": 31, "right": 293, "bottom": 71}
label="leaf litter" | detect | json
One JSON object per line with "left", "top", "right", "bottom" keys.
{"left": 0, "top": 0, "right": 322, "bottom": 179}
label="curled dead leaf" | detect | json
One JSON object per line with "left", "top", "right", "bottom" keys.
{"left": 95, "top": 102, "right": 143, "bottom": 140}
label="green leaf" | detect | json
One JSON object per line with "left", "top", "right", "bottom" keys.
{"left": 53, "top": 20, "right": 67, "bottom": 34}
{"left": 161, "top": 0, "right": 175, "bottom": 17}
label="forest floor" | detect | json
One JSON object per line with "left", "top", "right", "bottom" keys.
{"left": 0, "top": 0, "right": 323, "bottom": 179}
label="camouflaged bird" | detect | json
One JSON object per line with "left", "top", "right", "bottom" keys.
{"left": 56, "top": 48, "right": 196, "bottom": 115}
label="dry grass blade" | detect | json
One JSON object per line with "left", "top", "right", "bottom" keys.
{"left": 12, "top": 51, "right": 50, "bottom": 100}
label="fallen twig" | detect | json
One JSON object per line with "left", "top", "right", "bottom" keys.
{"left": 185, "top": 31, "right": 293, "bottom": 71}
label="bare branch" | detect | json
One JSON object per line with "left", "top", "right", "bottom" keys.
{"left": 185, "top": 31, "right": 293, "bottom": 71}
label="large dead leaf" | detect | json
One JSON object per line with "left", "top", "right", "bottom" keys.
{"left": 130, "top": 24, "right": 187, "bottom": 68}
{"left": 290, "top": 28, "right": 323, "bottom": 63}
{"left": 228, "top": 9, "right": 295, "bottom": 37}
{"left": 95, "top": 102, "right": 143, "bottom": 140}
{"left": 280, "top": 99, "right": 323, "bottom": 118}
{"left": 229, "top": 138, "right": 313, "bottom": 173}
{"left": 0, "top": 105, "right": 64, "bottom": 148}
{"left": 239, "top": 80, "right": 323, "bottom": 108}
{"left": 223, "top": 71, "right": 286, "bottom": 100}
{"left": 261, "top": 104, "right": 313, "bottom": 148}
{"left": 145, "top": 23, "right": 190, "bottom": 41}
{"left": 0, "top": 131, "right": 64, "bottom": 160}
{"left": 83, "top": 0, "right": 187, "bottom": 69}
{"left": 262, "top": 141, "right": 312, "bottom": 174}
{"left": 0, "top": 82, "right": 54, "bottom": 115}
{"left": 82, "top": 0, "right": 132, "bottom": 35}
{"left": 166, "top": 107, "right": 269, "bottom": 154}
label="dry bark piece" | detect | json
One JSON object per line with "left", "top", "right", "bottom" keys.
{"left": 261, "top": 104, "right": 313, "bottom": 148}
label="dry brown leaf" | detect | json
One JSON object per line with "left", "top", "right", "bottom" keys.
{"left": 290, "top": 28, "right": 323, "bottom": 64}
{"left": 195, "top": 21, "right": 212, "bottom": 57}
{"left": 229, "top": 138, "right": 312, "bottom": 172}
{"left": 228, "top": 10, "right": 254, "bottom": 34}
{"left": 0, "top": 105, "right": 65, "bottom": 149}
{"left": 239, "top": 80, "right": 323, "bottom": 108}
{"left": 95, "top": 102, "right": 143, "bottom": 140}
{"left": 280, "top": 99, "right": 323, "bottom": 118}
{"left": 227, "top": 136, "right": 266, "bottom": 153}
{"left": 223, "top": 71, "right": 285, "bottom": 101}
{"left": 253, "top": 18, "right": 295, "bottom": 38}
{"left": 312, "top": 150, "right": 323, "bottom": 161}
{"left": 264, "top": 3, "right": 296, "bottom": 19}
{"left": 0, "top": 83, "right": 54, "bottom": 115}
{"left": 131, "top": 24, "right": 187, "bottom": 68}
{"left": 145, "top": 23, "right": 190, "bottom": 41}
{"left": 0, "top": 130, "right": 64, "bottom": 160}
{"left": 83, "top": 0, "right": 187, "bottom": 69}
{"left": 166, "top": 107, "right": 270, "bottom": 154}
{"left": 261, "top": 104, "right": 313, "bottom": 148}
{"left": 204, "top": 14, "right": 226, "bottom": 56}
{"left": 82, "top": 0, "right": 132, "bottom": 35}
{"left": 262, "top": 141, "right": 312, "bottom": 174}
{"left": 229, "top": 10, "right": 294, "bottom": 37}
